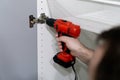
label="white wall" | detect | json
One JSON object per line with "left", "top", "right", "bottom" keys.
{"left": 48, "top": 0, "right": 105, "bottom": 18}
{"left": 46, "top": 1, "right": 120, "bottom": 80}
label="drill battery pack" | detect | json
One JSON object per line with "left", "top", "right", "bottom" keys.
{"left": 53, "top": 52, "right": 75, "bottom": 68}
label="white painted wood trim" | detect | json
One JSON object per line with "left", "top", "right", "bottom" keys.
{"left": 37, "top": 0, "right": 88, "bottom": 80}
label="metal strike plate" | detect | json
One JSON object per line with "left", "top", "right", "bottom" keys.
{"left": 29, "top": 13, "right": 48, "bottom": 28}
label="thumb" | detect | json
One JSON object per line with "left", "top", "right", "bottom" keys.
{"left": 58, "top": 36, "right": 69, "bottom": 43}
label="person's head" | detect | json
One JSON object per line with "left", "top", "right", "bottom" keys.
{"left": 89, "top": 27, "right": 120, "bottom": 80}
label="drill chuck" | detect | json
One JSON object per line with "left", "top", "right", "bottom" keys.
{"left": 46, "top": 18, "right": 56, "bottom": 27}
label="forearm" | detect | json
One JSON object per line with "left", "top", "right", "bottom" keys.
{"left": 77, "top": 47, "right": 94, "bottom": 65}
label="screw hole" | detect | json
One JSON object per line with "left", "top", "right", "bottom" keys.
{"left": 41, "top": 67, "right": 43, "bottom": 69}
{"left": 41, "top": 51, "right": 43, "bottom": 53}
{"left": 41, "top": 44, "right": 43, "bottom": 47}
{"left": 41, "top": 72, "right": 43, "bottom": 74}
{"left": 40, "top": 56, "right": 43, "bottom": 58}
{"left": 41, "top": 33, "right": 43, "bottom": 35}
{"left": 40, "top": 77, "right": 43, "bottom": 80}
{"left": 40, "top": 62, "right": 43, "bottom": 64}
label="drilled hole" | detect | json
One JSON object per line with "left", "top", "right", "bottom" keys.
{"left": 41, "top": 51, "right": 43, "bottom": 53}
{"left": 40, "top": 62, "right": 43, "bottom": 64}
{"left": 41, "top": 44, "right": 43, "bottom": 47}
{"left": 41, "top": 72, "right": 43, "bottom": 74}
{"left": 41, "top": 33, "right": 43, "bottom": 35}
{"left": 41, "top": 27, "right": 43, "bottom": 29}
{"left": 40, "top": 77, "right": 43, "bottom": 80}
{"left": 41, "top": 67, "right": 43, "bottom": 69}
{"left": 40, "top": 56, "right": 43, "bottom": 58}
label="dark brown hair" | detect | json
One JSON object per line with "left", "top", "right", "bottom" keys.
{"left": 95, "top": 27, "right": 120, "bottom": 80}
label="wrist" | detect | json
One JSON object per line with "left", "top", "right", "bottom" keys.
{"left": 77, "top": 47, "right": 94, "bottom": 64}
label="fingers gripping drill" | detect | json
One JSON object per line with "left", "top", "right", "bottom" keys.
{"left": 29, "top": 13, "right": 81, "bottom": 68}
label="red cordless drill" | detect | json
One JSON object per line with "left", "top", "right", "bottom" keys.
{"left": 46, "top": 18, "right": 81, "bottom": 68}
{"left": 29, "top": 13, "right": 81, "bottom": 68}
